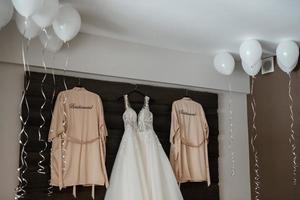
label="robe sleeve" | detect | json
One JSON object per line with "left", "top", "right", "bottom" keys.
{"left": 170, "top": 103, "right": 180, "bottom": 144}
{"left": 170, "top": 102, "right": 180, "bottom": 180}
{"left": 48, "top": 92, "right": 65, "bottom": 142}
{"left": 200, "top": 106, "right": 209, "bottom": 141}
{"left": 200, "top": 105, "right": 211, "bottom": 186}
{"left": 96, "top": 95, "right": 109, "bottom": 187}
{"left": 97, "top": 96, "right": 108, "bottom": 142}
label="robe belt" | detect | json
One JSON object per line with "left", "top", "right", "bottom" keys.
{"left": 180, "top": 137, "right": 207, "bottom": 147}
{"left": 66, "top": 135, "right": 100, "bottom": 144}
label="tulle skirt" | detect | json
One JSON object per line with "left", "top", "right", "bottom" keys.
{"left": 105, "top": 128, "right": 183, "bottom": 200}
{"left": 105, "top": 128, "right": 149, "bottom": 200}
{"left": 140, "top": 129, "right": 183, "bottom": 200}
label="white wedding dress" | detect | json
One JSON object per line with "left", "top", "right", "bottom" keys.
{"left": 105, "top": 95, "right": 183, "bottom": 200}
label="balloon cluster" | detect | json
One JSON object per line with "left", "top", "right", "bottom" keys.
{"left": 0, "top": 0, "right": 81, "bottom": 52}
{"left": 213, "top": 39, "right": 299, "bottom": 194}
{"left": 213, "top": 39, "right": 299, "bottom": 76}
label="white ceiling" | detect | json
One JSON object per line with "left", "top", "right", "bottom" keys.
{"left": 63, "top": 0, "right": 300, "bottom": 57}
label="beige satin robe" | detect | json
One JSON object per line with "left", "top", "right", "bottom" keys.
{"left": 48, "top": 87, "right": 108, "bottom": 198}
{"left": 170, "top": 97, "right": 210, "bottom": 186}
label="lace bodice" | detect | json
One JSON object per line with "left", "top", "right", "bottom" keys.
{"left": 123, "top": 95, "right": 138, "bottom": 129}
{"left": 138, "top": 96, "right": 154, "bottom": 131}
{"left": 122, "top": 95, "right": 153, "bottom": 131}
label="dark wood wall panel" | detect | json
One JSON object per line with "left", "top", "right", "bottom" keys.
{"left": 19, "top": 71, "right": 219, "bottom": 200}
{"left": 247, "top": 63, "right": 300, "bottom": 200}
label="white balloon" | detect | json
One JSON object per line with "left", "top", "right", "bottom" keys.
{"left": 242, "top": 59, "right": 262, "bottom": 77}
{"left": 239, "top": 39, "right": 262, "bottom": 66}
{"left": 213, "top": 52, "right": 235, "bottom": 75}
{"left": 53, "top": 4, "right": 81, "bottom": 42}
{"left": 32, "top": 0, "right": 59, "bottom": 28}
{"left": 0, "top": 0, "right": 14, "bottom": 29}
{"left": 15, "top": 13, "right": 41, "bottom": 40}
{"left": 276, "top": 40, "right": 299, "bottom": 73}
{"left": 12, "top": 0, "right": 43, "bottom": 18}
{"left": 277, "top": 58, "right": 298, "bottom": 74}
{"left": 39, "top": 27, "right": 63, "bottom": 52}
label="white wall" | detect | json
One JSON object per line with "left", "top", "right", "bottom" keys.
{"left": 218, "top": 92, "right": 251, "bottom": 200}
{"left": 0, "top": 22, "right": 249, "bottom": 93}
{"left": 0, "top": 63, "right": 23, "bottom": 200}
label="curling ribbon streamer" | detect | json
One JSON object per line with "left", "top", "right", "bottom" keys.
{"left": 228, "top": 81, "right": 236, "bottom": 176}
{"left": 250, "top": 76, "right": 261, "bottom": 200}
{"left": 48, "top": 59, "right": 56, "bottom": 196}
{"left": 37, "top": 28, "right": 49, "bottom": 175}
{"left": 288, "top": 73, "right": 297, "bottom": 185}
{"left": 15, "top": 33, "right": 31, "bottom": 200}
{"left": 50, "top": 62, "right": 57, "bottom": 116}
{"left": 62, "top": 42, "right": 70, "bottom": 176}
{"left": 63, "top": 42, "right": 70, "bottom": 91}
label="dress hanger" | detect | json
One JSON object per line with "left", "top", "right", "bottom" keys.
{"left": 127, "top": 85, "right": 146, "bottom": 97}
{"left": 75, "top": 77, "right": 83, "bottom": 88}
{"left": 117, "top": 85, "right": 154, "bottom": 103}
{"left": 183, "top": 89, "right": 191, "bottom": 99}
{"left": 117, "top": 85, "right": 145, "bottom": 100}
